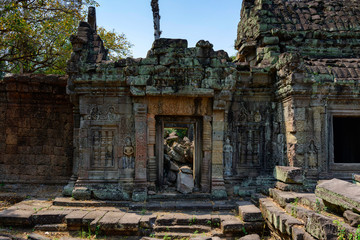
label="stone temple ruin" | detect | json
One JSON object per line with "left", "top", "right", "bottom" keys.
{"left": 1, "top": 0, "right": 360, "bottom": 239}
{"left": 62, "top": 0, "right": 360, "bottom": 200}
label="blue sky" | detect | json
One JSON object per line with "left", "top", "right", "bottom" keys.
{"left": 95, "top": 0, "right": 243, "bottom": 58}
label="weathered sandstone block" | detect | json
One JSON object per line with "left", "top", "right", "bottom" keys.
{"left": 274, "top": 166, "right": 304, "bottom": 184}
{"left": 315, "top": 178, "right": 360, "bottom": 213}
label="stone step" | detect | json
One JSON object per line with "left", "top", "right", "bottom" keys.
{"left": 155, "top": 213, "right": 220, "bottom": 226}
{"left": 284, "top": 200, "right": 357, "bottom": 239}
{"left": 54, "top": 197, "right": 237, "bottom": 211}
{"left": 237, "top": 201, "right": 263, "bottom": 222}
{"left": 149, "top": 193, "right": 212, "bottom": 201}
{"left": 65, "top": 210, "right": 90, "bottom": 230}
{"left": 31, "top": 209, "right": 73, "bottom": 225}
{"left": 53, "top": 197, "right": 129, "bottom": 208}
{"left": 34, "top": 223, "right": 67, "bottom": 231}
{"left": 154, "top": 232, "right": 216, "bottom": 239}
{"left": 154, "top": 225, "right": 212, "bottom": 234}
{"left": 259, "top": 197, "right": 304, "bottom": 238}
{"left": 220, "top": 215, "right": 264, "bottom": 236}
{"left": 270, "top": 188, "right": 326, "bottom": 213}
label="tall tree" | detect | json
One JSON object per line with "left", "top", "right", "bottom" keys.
{"left": 0, "top": 0, "right": 132, "bottom": 75}
{"left": 151, "top": 0, "right": 161, "bottom": 40}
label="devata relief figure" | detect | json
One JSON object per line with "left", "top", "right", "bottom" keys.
{"left": 306, "top": 140, "right": 318, "bottom": 169}
{"left": 223, "top": 137, "right": 233, "bottom": 176}
{"left": 122, "top": 137, "right": 134, "bottom": 169}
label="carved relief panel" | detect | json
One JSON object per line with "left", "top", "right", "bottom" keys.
{"left": 228, "top": 101, "right": 277, "bottom": 176}
{"left": 90, "top": 128, "right": 116, "bottom": 169}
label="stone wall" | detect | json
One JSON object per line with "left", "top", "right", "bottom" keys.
{"left": 0, "top": 74, "right": 73, "bottom": 184}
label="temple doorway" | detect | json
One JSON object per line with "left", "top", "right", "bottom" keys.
{"left": 156, "top": 116, "right": 202, "bottom": 193}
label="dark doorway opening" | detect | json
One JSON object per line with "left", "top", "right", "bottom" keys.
{"left": 333, "top": 116, "right": 360, "bottom": 163}
{"left": 156, "top": 116, "right": 202, "bottom": 193}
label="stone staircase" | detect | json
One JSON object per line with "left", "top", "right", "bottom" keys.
{"left": 259, "top": 167, "right": 360, "bottom": 240}
{"left": 0, "top": 198, "right": 265, "bottom": 239}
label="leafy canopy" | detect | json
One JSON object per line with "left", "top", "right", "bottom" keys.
{"left": 0, "top": 0, "right": 132, "bottom": 74}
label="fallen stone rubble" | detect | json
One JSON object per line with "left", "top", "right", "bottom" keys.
{"left": 1, "top": 173, "right": 360, "bottom": 239}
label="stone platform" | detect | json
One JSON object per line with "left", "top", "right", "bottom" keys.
{"left": 0, "top": 198, "right": 264, "bottom": 239}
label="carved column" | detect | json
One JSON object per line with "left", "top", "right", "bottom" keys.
{"left": 147, "top": 114, "right": 157, "bottom": 187}
{"left": 132, "top": 103, "right": 148, "bottom": 201}
{"left": 201, "top": 116, "right": 212, "bottom": 192}
{"left": 63, "top": 100, "right": 80, "bottom": 196}
{"left": 211, "top": 109, "right": 227, "bottom": 198}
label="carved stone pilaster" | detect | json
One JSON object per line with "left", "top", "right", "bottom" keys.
{"left": 133, "top": 103, "right": 148, "bottom": 201}
{"left": 211, "top": 110, "right": 227, "bottom": 198}
{"left": 147, "top": 114, "right": 157, "bottom": 184}
{"left": 201, "top": 116, "right": 212, "bottom": 192}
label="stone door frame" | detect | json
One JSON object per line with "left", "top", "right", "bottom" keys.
{"left": 327, "top": 108, "right": 360, "bottom": 175}
{"left": 155, "top": 116, "right": 203, "bottom": 191}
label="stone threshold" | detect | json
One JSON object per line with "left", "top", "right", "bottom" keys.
{"left": 53, "top": 197, "right": 238, "bottom": 211}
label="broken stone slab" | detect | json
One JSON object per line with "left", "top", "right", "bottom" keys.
{"left": 285, "top": 203, "right": 314, "bottom": 223}
{"left": 237, "top": 201, "right": 263, "bottom": 222}
{"left": 274, "top": 166, "right": 304, "bottom": 184}
{"left": 0, "top": 209, "right": 35, "bottom": 226}
{"left": 305, "top": 212, "right": 339, "bottom": 240}
{"left": 292, "top": 226, "right": 316, "bottom": 240}
{"left": 315, "top": 178, "right": 360, "bottom": 214}
{"left": 343, "top": 210, "right": 360, "bottom": 227}
{"left": 31, "top": 209, "right": 73, "bottom": 225}
{"left": 139, "top": 213, "right": 157, "bottom": 228}
{"left": 72, "top": 187, "right": 91, "bottom": 200}
{"left": 278, "top": 212, "right": 303, "bottom": 235}
{"left": 65, "top": 210, "right": 89, "bottom": 230}
{"left": 239, "top": 234, "right": 260, "bottom": 240}
{"left": 269, "top": 188, "right": 298, "bottom": 208}
{"left": 118, "top": 212, "right": 142, "bottom": 232}
{"left": 27, "top": 233, "right": 51, "bottom": 240}
{"left": 177, "top": 169, "right": 194, "bottom": 194}
{"left": 155, "top": 213, "right": 175, "bottom": 225}
{"left": 83, "top": 210, "right": 108, "bottom": 231}
{"left": 221, "top": 216, "right": 263, "bottom": 235}
{"left": 34, "top": 223, "right": 67, "bottom": 231}
{"left": 98, "top": 211, "right": 126, "bottom": 233}
{"left": 275, "top": 181, "right": 306, "bottom": 192}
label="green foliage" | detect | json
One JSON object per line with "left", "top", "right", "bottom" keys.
{"left": 140, "top": 208, "right": 147, "bottom": 215}
{"left": 315, "top": 198, "right": 327, "bottom": 213}
{"left": 333, "top": 220, "right": 360, "bottom": 240}
{"left": 291, "top": 197, "right": 299, "bottom": 217}
{"left": 189, "top": 216, "right": 196, "bottom": 226}
{"left": 165, "top": 128, "right": 188, "bottom": 139}
{"left": 0, "top": 0, "right": 131, "bottom": 75}
{"left": 97, "top": 27, "right": 132, "bottom": 61}
{"left": 242, "top": 226, "right": 248, "bottom": 236}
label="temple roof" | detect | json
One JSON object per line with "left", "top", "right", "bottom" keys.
{"left": 236, "top": 0, "right": 360, "bottom": 75}
{"left": 304, "top": 58, "right": 360, "bottom": 82}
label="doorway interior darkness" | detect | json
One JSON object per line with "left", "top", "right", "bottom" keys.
{"left": 156, "top": 116, "right": 202, "bottom": 192}
{"left": 333, "top": 116, "right": 360, "bottom": 163}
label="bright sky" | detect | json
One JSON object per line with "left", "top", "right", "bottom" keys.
{"left": 95, "top": 0, "right": 242, "bottom": 58}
